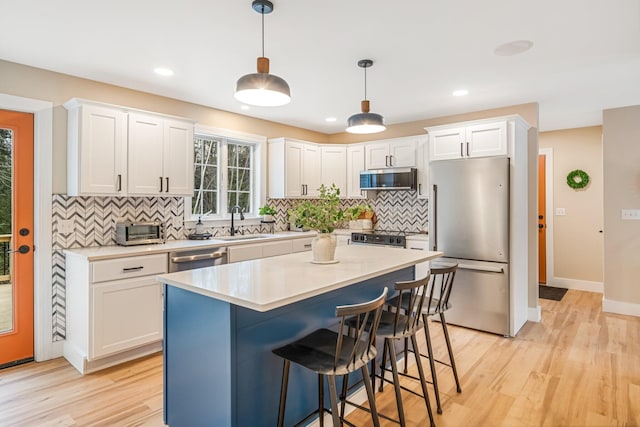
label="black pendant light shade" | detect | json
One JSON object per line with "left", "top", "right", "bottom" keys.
{"left": 234, "top": 0, "right": 291, "bottom": 107}
{"left": 346, "top": 59, "right": 385, "bottom": 134}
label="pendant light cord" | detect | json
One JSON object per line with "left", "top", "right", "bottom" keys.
{"left": 363, "top": 65, "right": 368, "bottom": 100}
{"left": 261, "top": 5, "right": 265, "bottom": 57}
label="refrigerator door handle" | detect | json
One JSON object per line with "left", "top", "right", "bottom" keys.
{"left": 458, "top": 263, "right": 505, "bottom": 274}
{"left": 432, "top": 184, "right": 438, "bottom": 251}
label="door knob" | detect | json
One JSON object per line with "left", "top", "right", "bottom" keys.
{"left": 8, "top": 245, "right": 30, "bottom": 254}
{"left": 538, "top": 224, "right": 544, "bottom": 229}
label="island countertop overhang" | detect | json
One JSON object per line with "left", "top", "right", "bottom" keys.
{"left": 157, "top": 245, "right": 443, "bottom": 312}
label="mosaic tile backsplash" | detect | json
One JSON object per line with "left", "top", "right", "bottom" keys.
{"left": 50, "top": 191, "right": 427, "bottom": 341}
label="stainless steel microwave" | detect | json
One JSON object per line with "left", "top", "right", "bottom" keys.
{"left": 359, "top": 167, "right": 417, "bottom": 190}
{"left": 115, "top": 221, "right": 163, "bottom": 246}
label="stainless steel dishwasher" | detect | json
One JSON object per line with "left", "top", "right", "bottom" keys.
{"left": 168, "top": 246, "right": 228, "bottom": 272}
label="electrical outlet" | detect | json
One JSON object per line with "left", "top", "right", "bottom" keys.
{"left": 555, "top": 207, "right": 566, "bottom": 216}
{"left": 621, "top": 209, "right": 640, "bottom": 220}
{"left": 58, "top": 219, "right": 74, "bottom": 234}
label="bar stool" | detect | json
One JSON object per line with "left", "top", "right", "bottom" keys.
{"left": 272, "top": 287, "right": 388, "bottom": 427}
{"left": 390, "top": 264, "right": 462, "bottom": 414}
{"left": 341, "top": 275, "right": 436, "bottom": 427}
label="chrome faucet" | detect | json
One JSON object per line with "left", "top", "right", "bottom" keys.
{"left": 230, "top": 205, "right": 245, "bottom": 236}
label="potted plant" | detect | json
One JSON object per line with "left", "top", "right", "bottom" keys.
{"left": 345, "top": 204, "right": 374, "bottom": 230}
{"left": 258, "top": 204, "right": 277, "bottom": 222}
{"left": 289, "top": 184, "right": 345, "bottom": 263}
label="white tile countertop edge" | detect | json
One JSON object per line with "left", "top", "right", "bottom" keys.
{"left": 157, "top": 245, "right": 443, "bottom": 312}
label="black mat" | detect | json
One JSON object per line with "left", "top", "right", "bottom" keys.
{"left": 539, "top": 285, "right": 568, "bottom": 301}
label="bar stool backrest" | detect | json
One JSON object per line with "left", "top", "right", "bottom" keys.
{"left": 335, "top": 287, "right": 388, "bottom": 372}
{"left": 428, "top": 264, "right": 458, "bottom": 315}
{"left": 388, "top": 274, "right": 431, "bottom": 338}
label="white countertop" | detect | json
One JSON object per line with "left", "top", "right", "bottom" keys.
{"left": 63, "top": 231, "right": 318, "bottom": 261}
{"left": 157, "top": 245, "right": 443, "bottom": 312}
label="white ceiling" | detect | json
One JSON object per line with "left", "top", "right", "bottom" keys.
{"left": 3, "top": 0, "right": 640, "bottom": 133}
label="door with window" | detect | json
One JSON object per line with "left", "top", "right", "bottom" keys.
{"left": 0, "top": 110, "right": 34, "bottom": 367}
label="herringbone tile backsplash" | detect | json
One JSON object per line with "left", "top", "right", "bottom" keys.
{"left": 50, "top": 192, "right": 427, "bottom": 341}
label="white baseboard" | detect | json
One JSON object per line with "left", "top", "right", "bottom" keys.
{"left": 527, "top": 305, "right": 541, "bottom": 322}
{"left": 602, "top": 297, "right": 640, "bottom": 317}
{"left": 548, "top": 277, "right": 603, "bottom": 293}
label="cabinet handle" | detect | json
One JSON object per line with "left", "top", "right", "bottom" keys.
{"left": 159, "top": 176, "right": 164, "bottom": 192}
{"left": 303, "top": 244, "right": 312, "bottom": 248}
{"left": 123, "top": 266, "right": 144, "bottom": 272}
{"left": 389, "top": 155, "right": 393, "bottom": 167}
{"left": 166, "top": 177, "right": 169, "bottom": 193}
{"left": 385, "top": 155, "right": 389, "bottom": 167}
{"left": 418, "top": 183, "right": 422, "bottom": 195}
{"left": 117, "top": 174, "right": 122, "bottom": 192}
{"left": 460, "top": 142, "right": 464, "bottom": 157}
{"left": 466, "top": 142, "right": 470, "bottom": 157}
{"left": 408, "top": 247, "right": 424, "bottom": 251}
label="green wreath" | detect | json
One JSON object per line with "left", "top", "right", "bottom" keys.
{"left": 566, "top": 169, "right": 590, "bottom": 189}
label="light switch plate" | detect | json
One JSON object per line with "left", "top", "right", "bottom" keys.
{"left": 621, "top": 209, "right": 640, "bottom": 220}
{"left": 556, "top": 207, "right": 566, "bottom": 216}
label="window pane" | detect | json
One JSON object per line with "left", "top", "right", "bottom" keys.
{"left": 203, "top": 191, "right": 217, "bottom": 214}
{"left": 228, "top": 168, "right": 237, "bottom": 191}
{"left": 237, "top": 168, "right": 250, "bottom": 191}
{"left": 193, "top": 136, "right": 219, "bottom": 215}
{"left": 237, "top": 145, "right": 250, "bottom": 168}
{"left": 202, "top": 165, "right": 217, "bottom": 190}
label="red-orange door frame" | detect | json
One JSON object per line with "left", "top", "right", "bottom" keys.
{"left": 0, "top": 109, "right": 34, "bottom": 366}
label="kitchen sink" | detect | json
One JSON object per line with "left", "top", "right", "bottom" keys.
{"left": 215, "top": 234, "right": 276, "bottom": 241}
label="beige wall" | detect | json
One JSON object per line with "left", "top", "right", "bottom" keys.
{"left": 602, "top": 106, "right": 640, "bottom": 306}
{"left": 0, "top": 60, "right": 330, "bottom": 194}
{"left": 539, "top": 126, "right": 604, "bottom": 283}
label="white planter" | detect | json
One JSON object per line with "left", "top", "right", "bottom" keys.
{"left": 262, "top": 214, "right": 274, "bottom": 222}
{"left": 311, "top": 233, "right": 337, "bottom": 264}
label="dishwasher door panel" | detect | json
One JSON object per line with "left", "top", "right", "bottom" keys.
{"left": 432, "top": 257, "right": 510, "bottom": 336}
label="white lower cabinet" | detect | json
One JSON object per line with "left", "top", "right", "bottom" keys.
{"left": 64, "top": 252, "right": 167, "bottom": 374}
{"left": 406, "top": 238, "right": 430, "bottom": 280}
{"left": 291, "top": 237, "right": 314, "bottom": 253}
{"left": 228, "top": 237, "right": 315, "bottom": 262}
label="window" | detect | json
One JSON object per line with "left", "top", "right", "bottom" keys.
{"left": 189, "top": 127, "right": 265, "bottom": 221}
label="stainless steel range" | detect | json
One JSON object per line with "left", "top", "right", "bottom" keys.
{"left": 351, "top": 230, "right": 414, "bottom": 248}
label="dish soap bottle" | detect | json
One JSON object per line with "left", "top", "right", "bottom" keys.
{"left": 195, "top": 217, "right": 205, "bottom": 235}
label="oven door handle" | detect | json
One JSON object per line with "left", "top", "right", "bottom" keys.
{"left": 171, "top": 251, "right": 226, "bottom": 263}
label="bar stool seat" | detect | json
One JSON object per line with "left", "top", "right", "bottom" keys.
{"left": 272, "top": 287, "right": 388, "bottom": 427}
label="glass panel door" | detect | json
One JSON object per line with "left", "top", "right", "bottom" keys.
{"left": 0, "top": 127, "right": 12, "bottom": 333}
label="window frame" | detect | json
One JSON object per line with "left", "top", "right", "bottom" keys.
{"left": 185, "top": 125, "right": 267, "bottom": 227}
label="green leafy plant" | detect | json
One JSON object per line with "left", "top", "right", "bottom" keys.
{"left": 288, "top": 184, "right": 345, "bottom": 233}
{"left": 258, "top": 204, "right": 277, "bottom": 216}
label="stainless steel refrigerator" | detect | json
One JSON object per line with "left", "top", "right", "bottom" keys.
{"left": 429, "top": 156, "right": 511, "bottom": 336}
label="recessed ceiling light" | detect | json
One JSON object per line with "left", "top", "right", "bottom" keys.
{"left": 241, "top": 105, "right": 250, "bottom": 110}
{"left": 453, "top": 89, "right": 469, "bottom": 97}
{"left": 154, "top": 67, "right": 174, "bottom": 76}
{"left": 494, "top": 40, "right": 534, "bottom": 56}
{"left": 325, "top": 117, "right": 337, "bottom": 122}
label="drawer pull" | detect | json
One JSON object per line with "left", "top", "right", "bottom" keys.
{"left": 303, "top": 244, "right": 312, "bottom": 248}
{"left": 122, "top": 266, "right": 144, "bottom": 272}
{"left": 408, "top": 247, "right": 424, "bottom": 250}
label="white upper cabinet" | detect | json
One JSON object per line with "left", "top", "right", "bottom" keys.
{"left": 346, "top": 144, "right": 366, "bottom": 199}
{"left": 365, "top": 136, "right": 418, "bottom": 169}
{"left": 269, "top": 138, "right": 322, "bottom": 198}
{"left": 65, "top": 99, "right": 194, "bottom": 197}
{"left": 415, "top": 135, "right": 429, "bottom": 199}
{"left": 320, "top": 145, "right": 347, "bottom": 197}
{"left": 128, "top": 113, "right": 194, "bottom": 196}
{"left": 65, "top": 100, "right": 127, "bottom": 196}
{"left": 427, "top": 120, "right": 508, "bottom": 161}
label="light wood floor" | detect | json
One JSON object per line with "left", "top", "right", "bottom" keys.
{"left": 1, "top": 289, "right": 639, "bottom": 426}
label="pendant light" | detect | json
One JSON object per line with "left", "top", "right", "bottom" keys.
{"left": 234, "top": 0, "right": 291, "bottom": 107}
{"left": 346, "top": 59, "right": 386, "bottom": 134}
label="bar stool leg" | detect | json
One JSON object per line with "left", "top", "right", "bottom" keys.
{"left": 440, "top": 312, "right": 462, "bottom": 393}
{"left": 423, "top": 313, "right": 443, "bottom": 413}
{"left": 386, "top": 338, "right": 406, "bottom": 427}
{"left": 379, "top": 339, "right": 388, "bottom": 393}
{"left": 327, "top": 376, "right": 342, "bottom": 427}
{"left": 318, "top": 374, "right": 325, "bottom": 427}
{"left": 411, "top": 334, "right": 436, "bottom": 427}
{"left": 277, "top": 359, "right": 290, "bottom": 427}
{"left": 361, "top": 365, "right": 381, "bottom": 427}
{"left": 403, "top": 337, "right": 409, "bottom": 374}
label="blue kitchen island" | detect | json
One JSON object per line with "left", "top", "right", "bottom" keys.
{"left": 157, "top": 245, "right": 442, "bottom": 427}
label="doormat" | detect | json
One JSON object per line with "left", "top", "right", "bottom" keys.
{"left": 539, "top": 285, "right": 568, "bottom": 301}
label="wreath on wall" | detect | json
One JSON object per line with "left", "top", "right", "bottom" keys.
{"left": 566, "top": 169, "right": 590, "bottom": 189}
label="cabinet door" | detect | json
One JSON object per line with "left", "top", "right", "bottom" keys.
{"left": 91, "top": 277, "right": 163, "bottom": 359}
{"left": 428, "top": 127, "right": 466, "bottom": 161}
{"left": 302, "top": 144, "right": 322, "bottom": 197}
{"left": 285, "top": 141, "right": 304, "bottom": 197}
{"left": 365, "top": 142, "right": 390, "bottom": 169}
{"left": 228, "top": 244, "right": 264, "bottom": 263}
{"left": 415, "top": 136, "right": 429, "bottom": 199}
{"left": 70, "top": 105, "right": 127, "bottom": 195}
{"left": 128, "top": 113, "right": 164, "bottom": 194}
{"left": 406, "top": 240, "right": 430, "bottom": 280}
{"left": 389, "top": 138, "right": 417, "bottom": 167}
{"left": 163, "top": 119, "right": 194, "bottom": 196}
{"left": 261, "top": 240, "right": 293, "bottom": 258}
{"left": 466, "top": 121, "right": 507, "bottom": 158}
{"left": 346, "top": 145, "right": 366, "bottom": 198}
{"left": 320, "top": 146, "right": 347, "bottom": 197}
{"left": 291, "top": 237, "right": 314, "bottom": 252}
